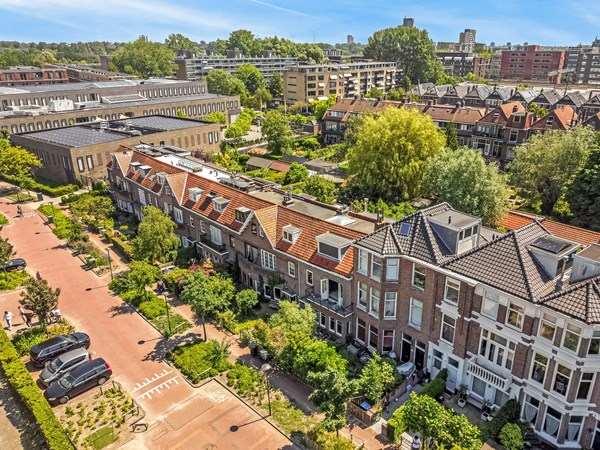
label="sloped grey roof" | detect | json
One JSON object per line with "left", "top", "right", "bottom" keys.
{"left": 465, "top": 85, "right": 493, "bottom": 100}
{"left": 533, "top": 89, "right": 562, "bottom": 105}
{"left": 558, "top": 91, "right": 587, "bottom": 108}
{"left": 540, "top": 276, "right": 600, "bottom": 324}
{"left": 488, "top": 87, "right": 512, "bottom": 101}
{"left": 443, "top": 222, "right": 556, "bottom": 301}
{"left": 510, "top": 89, "right": 538, "bottom": 102}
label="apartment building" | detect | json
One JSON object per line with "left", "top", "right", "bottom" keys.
{"left": 565, "top": 41, "right": 600, "bottom": 85}
{"left": 175, "top": 50, "right": 298, "bottom": 81}
{"left": 436, "top": 52, "right": 486, "bottom": 78}
{"left": 283, "top": 62, "right": 402, "bottom": 104}
{"left": 108, "top": 146, "right": 600, "bottom": 449}
{"left": 352, "top": 203, "right": 600, "bottom": 449}
{"left": 11, "top": 116, "right": 221, "bottom": 184}
{"left": 45, "top": 63, "right": 139, "bottom": 83}
{"left": 500, "top": 46, "right": 565, "bottom": 83}
{"left": 0, "top": 66, "right": 68, "bottom": 87}
{"left": 459, "top": 29, "right": 477, "bottom": 53}
{"left": 0, "top": 78, "right": 241, "bottom": 133}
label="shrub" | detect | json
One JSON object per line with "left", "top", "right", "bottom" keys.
{"left": 169, "top": 341, "right": 232, "bottom": 383}
{"left": 0, "top": 328, "right": 74, "bottom": 449}
{"left": 308, "top": 426, "right": 354, "bottom": 450}
{"left": 138, "top": 296, "right": 167, "bottom": 320}
{"left": 227, "top": 362, "right": 263, "bottom": 396}
{"left": 120, "top": 290, "right": 148, "bottom": 307}
{"left": 108, "top": 273, "right": 135, "bottom": 294}
{"left": 216, "top": 310, "right": 238, "bottom": 333}
{"left": 103, "top": 231, "right": 133, "bottom": 260}
{"left": 0, "top": 212, "right": 8, "bottom": 225}
{"left": 482, "top": 399, "right": 522, "bottom": 442}
{"left": 0, "top": 270, "right": 32, "bottom": 291}
{"left": 151, "top": 313, "right": 191, "bottom": 337}
{"left": 162, "top": 268, "right": 189, "bottom": 293}
{"left": 1, "top": 173, "right": 78, "bottom": 198}
{"left": 12, "top": 321, "right": 74, "bottom": 356}
{"left": 419, "top": 370, "right": 446, "bottom": 398}
{"left": 499, "top": 423, "right": 524, "bottom": 450}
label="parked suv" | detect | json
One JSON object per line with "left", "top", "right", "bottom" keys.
{"left": 30, "top": 333, "right": 90, "bottom": 368}
{"left": 0, "top": 258, "right": 26, "bottom": 272}
{"left": 39, "top": 348, "right": 90, "bottom": 386}
{"left": 44, "top": 358, "right": 112, "bottom": 405}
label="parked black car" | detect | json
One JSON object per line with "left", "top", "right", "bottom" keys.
{"left": 30, "top": 333, "right": 90, "bottom": 368}
{"left": 39, "top": 348, "right": 90, "bottom": 386}
{"left": 44, "top": 358, "right": 112, "bottom": 405}
{"left": 0, "top": 258, "right": 27, "bottom": 272}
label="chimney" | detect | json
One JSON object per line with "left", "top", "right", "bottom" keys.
{"left": 555, "top": 256, "right": 569, "bottom": 292}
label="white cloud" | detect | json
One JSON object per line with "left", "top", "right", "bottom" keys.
{"left": 248, "top": 0, "right": 316, "bottom": 18}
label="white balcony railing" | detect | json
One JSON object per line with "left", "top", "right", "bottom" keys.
{"left": 467, "top": 356, "right": 512, "bottom": 391}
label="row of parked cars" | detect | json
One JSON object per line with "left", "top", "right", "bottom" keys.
{"left": 30, "top": 333, "right": 112, "bottom": 405}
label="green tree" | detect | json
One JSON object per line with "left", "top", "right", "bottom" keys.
{"left": 206, "top": 339, "right": 231, "bottom": 367}
{"left": 128, "top": 260, "right": 161, "bottom": 300}
{"left": 386, "top": 88, "right": 405, "bottom": 101}
{"left": 206, "top": 39, "right": 228, "bottom": 56}
{"left": 268, "top": 71, "right": 284, "bottom": 98}
{"left": 262, "top": 110, "right": 294, "bottom": 154}
{"left": 566, "top": 149, "right": 600, "bottom": 230}
{"left": 421, "top": 147, "right": 509, "bottom": 225}
{"left": 357, "top": 355, "right": 397, "bottom": 404}
{"left": 365, "top": 87, "right": 384, "bottom": 98}
{"left": 284, "top": 162, "right": 309, "bottom": 185}
{"left": 269, "top": 300, "right": 315, "bottom": 337}
{"left": 19, "top": 280, "right": 60, "bottom": 327}
{"left": 304, "top": 175, "right": 337, "bottom": 204}
{"left": 206, "top": 69, "right": 249, "bottom": 101}
{"left": 253, "top": 86, "right": 272, "bottom": 109}
{"left": 0, "top": 138, "right": 42, "bottom": 187}
{"left": 236, "top": 63, "right": 264, "bottom": 95}
{"left": 69, "top": 194, "right": 115, "bottom": 228}
{"left": 498, "top": 424, "right": 523, "bottom": 450}
{"left": 132, "top": 206, "right": 180, "bottom": 263}
{"left": 233, "top": 289, "right": 258, "bottom": 317}
{"left": 205, "top": 111, "right": 228, "bottom": 125}
{"left": 164, "top": 33, "right": 197, "bottom": 52}
{"left": 445, "top": 122, "right": 459, "bottom": 150}
{"left": 527, "top": 103, "right": 548, "bottom": 118}
{"left": 363, "top": 26, "right": 442, "bottom": 84}
{"left": 509, "top": 127, "right": 596, "bottom": 216}
{"left": 111, "top": 37, "right": 176, "bottom": 78}
{"left": 308, "top": 367, "right": 356, "bottom": 434}
{"left": 347, "top": 107, "right": 445, "bottom": 201}
{"left": 227, "top": 30, "right": 255, "bottom": 56}
{"left": 311, "top": 94, "right": 337, "bottom": 120}
{"left": 0, "top": 237, "right": 15, "bottom": 281}
{"left": 31, "top": 49, "right": 57, "bottom": 66}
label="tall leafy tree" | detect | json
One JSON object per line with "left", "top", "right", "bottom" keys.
{"left": 262, "top": 110, "right": 294, "bottom": 154}
{"left": 164, "top": 33, "right": 197, "bottom": 52}
{"left": 205, "top": 69, "right": 248, "bottom": 100}
{"left": 311, "top": 94, "right": 337, "bottom": 120}
{"left": 69, "top": 194, "right": 115, "bottom": 228}
{"left": 284, "top": 162, "right": 309, "bottom": 185}
{"left": 308, "top": 367, "right": 356, "bottom": 434}
{"left": 253, "top": 86, "right": 272, "bottom": 109}
{"left": 509, "top": 127, "right": 596, "bottom": 216}
{"left": 227, "top": 30, "right": 255, "bottom": 56}
{"left": 303, "top": 175, "right": 337, "bottom": 204}
{"left": 357, "top": 355, "right": 397, "bottom": 405}
{"left": 269, "top": 300, "right": 316, "bottom": 338}
{"left": 132, "top": 206, "right": 180, "bottom": 263}
{"left": 0, "top": 138, "right": 42, "bottom": 187}
{"left": 421, "top": 147, "right": 509, "bottom": 225}
{"left": 565, "top": 149, "right": 600, "bottom": 230}
{"left": 205, "top": 111, "right": 228, "bottom": 125}
{"left": 363, "top": 26, "right": 442, "bottom": 85}
{"left": 111, "top": 37, "right": 176, "bottom": 78}
{"left": 268, "top": 71, "right": 284, "bottom": 98}
{"left": 236, "top": 63, "right": 263, "bottom": 95}
{"left": 0, "top": 238, "right": 15, "bottom": 281}
{"left": 128, "top": 261, "right": 161, "bottom": 300}
{"left": 347, "top": 107, "right": 445, "bottom": 201}
{"left": 233, "top": 289, "right": 258, "bottom": 316}
{"left": 19, "top": 280, "right": 60, "bottom": 326}
{"left": 445, "top": 122, "right": 459, "bottom": 150}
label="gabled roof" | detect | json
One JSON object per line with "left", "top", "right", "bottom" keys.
{"left": 246, "top": 156, "right": 272, "bottom": 169}
{"left": 583, "top": 94, "right": 600, "bottom": 106}
{"left": 530, "top": 105, "right": 577, "bottom": 130}
{"left": 540, "top": 275, "right": 600, "bottom": 324}
{"left": 110, "top": 146, "right": 133, "bottom": 173}
{"left": 498, "top": 210, "right": 600, "bottom": 246}
{"left": 464, "top": 85, "right": 493, "bottom": 100}
{"left": 479, "top": 101, "right": 525, "bottom": 124}
{"left": 487, "top": 87, "right": 512, "bottom": 101}
{"left": 443, "top": 222, "right": 556, "bottom": 301}
{"left": 269, "top": 160, "right": 292, "bottom": 173}
{"left": 509, "top": 89, "right": 538, "bottom": 103}
{"left": 583, "top": 112, "right": 600, "bottom": 131}
{"left": 421, "top": 105, "right": 485, "bottom": 124}
{"left": 557, "top": 91, "right": 587, "bottom": 108}
{"left": 531, "top": 89, "right": 561, "bottom": 105}
{"left": 441, "top": 85, "right": 470, "bottom": 99}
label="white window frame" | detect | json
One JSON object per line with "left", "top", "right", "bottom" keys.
{"left": 538, "top": 313, "right": 556, "bottom": 342}
{"left": 369, "top": 287, "right": 380, "bottom": 316}
{"left": 444, "top": 278, "right": 460, "bottom": 304}
{"left": 173, "top": 207, "right": 183, "bottom": 224}
{"left": 371, "top": 258, "right": 382, "bottom": 281}
{"left": 411, "top": 264, "right": 426, "bottom": 290}
{"left": 506, "top": 302, "right": 524, "bottom": 330}
{"left": 552, "top": 364, "right": 571, "bottom": 397}
{"left": 479, "top": 329, "right": 515, "bottom": 370}
{"left": 481, "top": 290, "right": 499, "bottom": 319}
{"left": 384, "top": 292, "right": 397, "bottom": 319}
{"left": 409, "top": 298, "right": 423, "bottom": 330}
{"left": 386, "top": 258, "right": 399, "bottom": 282}
{"left": 358, "top": 249, "right": 368, "bottom": 274}
{"left": 589, "top": 331, "right": 600, "bottom": 355}
{"left": 209, "top": 225, "right": 222, "bottom": 246}
{"left": 306, "top": 270, "right": 313, "bottom": 286}
{"left": 138, "top": 188, "right": 146, "bottom": 206}
{"left": 441, "top": 314, "right": 456, "bottom": 344}
{"left": 260, "top": 250, "right": 276, "bottom": 271}
{"left": 288, "top": 262, "right": 296, "bottom": 278}
{"left": 200, "top": 221, "right": 205, "bottom": 233}
{"left": 562, "top": 323, "right": 581, "bottom": 353}
{"left": 576, "top": 372, "right": 594, "bottom": 401}
{"left": 382, "top": 329, "right": 395, "bottom": 352}
{"left": 189, "top": 216, "right": 195, "bottom": 228}
{"left": 531, "top": 352, "right": 548, "bottom": 385}
{"left": 357, "top": 281, "right": 367, "bottom": 310}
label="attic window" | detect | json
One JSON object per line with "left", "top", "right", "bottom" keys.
{"left": 399, "top": 223, "right": 411, "bottom": 236}
{"left": 156, "top": 174, "right": 165, "bottom": 185}
{"left": 213, "top": 197, "right": 229, "bottom": 213}
{"left": 235, "top": 207, "right": 251, "bottom": 223}
{"left": 283, "top": 225, "right": 301, "bottom": 244}
{"left": 458, "top": 225, "right": 479, "bottom": 241}
{"left": 546, "top": 117, "right": 554, "bottom": 125}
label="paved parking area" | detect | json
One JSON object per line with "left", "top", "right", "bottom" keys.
{"left": 0, "top": 197, "right": 295, "bottom": 449}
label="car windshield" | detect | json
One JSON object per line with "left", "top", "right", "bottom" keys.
{"left": 58, "top": 373, "right": 76, "bottom": 389}
{"left": 48, "top": 357, "right": 63, "bottom": 372}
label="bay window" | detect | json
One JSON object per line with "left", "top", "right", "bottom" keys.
{"left": 479, "top": 329, "right": 515, "bottom": 370}
{"left": 358, "top": 249, "right": 368, "bottom": 274}
{"left": 576, "top": 372, "right": 593, "bottom": 400}
{"left": 563, "top": 323, "right": 581, "bottom": 352}
{"left": 539, "top": 314, "right": 556, "bottom": 341}
{"left": 553, "top": 364, "right": 571, "bottom": 396}
{"left": 507, "top": 302, "right": 524, "bottom": 330}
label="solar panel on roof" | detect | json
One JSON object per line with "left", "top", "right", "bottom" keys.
{"left": 91, "top": 80, "right": 137, "bottom": 88}
{"left": 530, "top": 236, "right": 572, "bottom": 254}
{"left": 176, "top": 159, "right": 203, "bottom": 171}
{"left": 102, "top": 94, "right": 147, "bottom": 103}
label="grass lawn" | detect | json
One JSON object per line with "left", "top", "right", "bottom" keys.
{"left": 7, "top": 192, "right": 35, "bottom": 203}
{"left": 151, "top": 313, "right": 191, "bottom": 337}
{"left": 86, "top": 427, "right": 118, "bottom": 449}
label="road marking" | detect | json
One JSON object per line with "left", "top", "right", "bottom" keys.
{"left": 13, "top": 213, "right": 36, "bottom": 220}
{"left": 132, "top": 368, "right": 173, "bottom": 393}
{"left": 136, "top": 376, "right": 180, "bottom": 400}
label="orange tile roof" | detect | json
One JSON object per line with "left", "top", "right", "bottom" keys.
{"left": 480, "top": 101, "right": 524, "bottom": 124}
{"left": 498, "top": 211, "right": 600, "bottom": 246}
{"left": 530, "top": 105, "right": 577, "bottom": 130}
{"left": 269, "top": 160, "right": 292, "bottom": 173}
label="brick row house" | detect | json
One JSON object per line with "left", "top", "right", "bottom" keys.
{"left": 108, "top": 148, "right": 600, "bottom": 449}
{"left": 108, "top": 147, "right": 370, "bottom": 342}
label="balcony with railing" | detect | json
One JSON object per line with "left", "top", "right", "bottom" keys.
{"left": 466, "top": 356, "right": 512, "bottom": 391}
{"left": 199, "top": 234, "right": 227, "bottom": 254}
{"left": 301, "top": 288, "right": 353, "bottom": 318}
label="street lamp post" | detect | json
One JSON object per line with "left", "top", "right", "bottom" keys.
{"left": 163, "top": 291, "right": 172, "bottom": 337}
{"left": 106, "top": 247, "right": 114, "bottom": 280}
{"left": 261, "top": 363, "right": 272, "bottom": 417}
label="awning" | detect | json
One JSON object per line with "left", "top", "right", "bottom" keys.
{"left": 318, "top": 83, "right": 325, "bottom": 87}
{"left": 317, "top": 96, "right": 329, "bottom": 101}
{"left": 330, "top": 75, "right": 338, "bottom": 79}
{"left": 344, "top": 73, "right": 352, "bottom": 77}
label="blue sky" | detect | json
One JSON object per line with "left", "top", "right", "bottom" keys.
{"left": 0, "top": 0, "right": 597, "bottom": 46}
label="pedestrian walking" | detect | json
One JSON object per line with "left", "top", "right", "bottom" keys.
{"left": 17, "top": 205, "right": 22, "bottom": 217}
{"left": 35, "top": 271, "right": 42, "bottom": 282}
{"left": 4, "top": 310, "right": 14, "bottom": 331}
{"left": 24, "top": 313, "right": 33, "bottom": 328}
{"left": 18, "top": 306, "right": 28, "bottom": 327}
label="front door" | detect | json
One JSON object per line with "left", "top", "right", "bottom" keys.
{"left": 401, "top": 334, "right": 412, "bottom": 363}
{"left": 446, "top": 357, "right": 459, "bottom": 393}
{"left": 414, "top": 342, "right": 425, "bottom": 371}
{"left": 320, "top": 279, "right": 329, "bottom": 300}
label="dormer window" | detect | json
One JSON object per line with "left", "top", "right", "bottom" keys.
{"left": 235, "top": 207, "right": 251, "bottom": 223}
{"left": 282, "top": 225, "right": 301, "bottom": 244}
{"left": 165, "top": 185, "right": 172, "bottom": 196}
{"left": 139, "top": 165, "right": 151, "bottom": 178}
{"left": 156, "top": 174, "right": 166, "bottom": 185}
{"left": 212, "top": 197, "right": 229, "bottom": 213}
{"left": 458, "top": 224, "right": 479, "bottom": 241}
{"left": 189, "top": 187, "right": 203, "bottom": 203}
{"left": 316, "top": 232, "right": 352, "bottom": 261}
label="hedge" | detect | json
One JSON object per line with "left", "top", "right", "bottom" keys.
{"left": 482, "top": 399, "right": 522, "bottom": 442}
{"left": 0, "top": 174, "right": 78, "bottom": 198}
{"left": 0, "top": 328, "right": 74, "bottom": 449}
{"left": 0, "top": 212, "right": 8, "bottom": 225}
{"left": 103, "top": 230, "right": 133, "bottom": 260}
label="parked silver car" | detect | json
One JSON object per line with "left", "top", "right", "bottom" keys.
{"left": 39, "top": 348, "right": 90, "bottom": 386}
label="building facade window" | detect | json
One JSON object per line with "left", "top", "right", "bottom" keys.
{"left": 480, "top": 330, "right": 514, "bottom": 370}
{"left": 412, "top": 264, "right": 426, "bottom": 290}
{"left": 356, "top": 318, "right": 366, "bottom": 343}
{"left": 358, "top": 249, "right": 368, "bottom": 274}
{"left": 371, "top": 258, "right": 382, "bottom": 281}
{"left": 386, "top": 258, "right": 399, "bottom": 281}
{"left": 306, "top": 270, "right": 313, "bottom": 286}
{"left": 86, "top": 155, "right": 94, "bottom": 170}
{"left": 368, "top": 324, "right": 378, "bottom": 349}
{"left": 173, "top": 208, "right": 183, "bottom": 224}
{"left": 138, "top": 188, "right": 146, "bottom": 206}
{"left": 481, "top": 291, "right": 499, "bottom": 319}
{"left": 384, "top": 292, "right": 397, "bottom": 319}
{"left": 576, "top": 372, "right": 594, "bottom": 400}
{"left": 77, "top": 156, "right": 85, "bottom": 172}
{"left": 409, "top": 298, "right": 423, "bottom": 330}
{"left": 543, "top": 407, "right": 561, "bottom": 438}
{"left": 531, "top": 353, "right": 548, "bottom": 384}
{"left": 288, "top": 262, "right": 295, "bottom": 278}
{"left": 260, "top": 250, "right": 276, "bottom": 271}
{"left": 441, "top": 315, "right": 456, "bottom": 344}
{"left": 539, "top": 314, "right": 556, "bottom": 341}
{"left": 383, "top": 330, "right": 394, "bottom": 352}
{"left": 506, "top": 302, "right": 524, "bottom": 329}
{"left": 444, "top": 278, "right": 460, "bottom": 304}
{"left": 357, "top": 282, "right": 367, "bottom": 310}
{"left": 567, "top": 416, "right": 583, "bottom": 442}
{"left": 209, "top": 225, "right": 222, "bottom": 245}
{"left": 369, "top": 288, "right": 380, "bottom": 315}
{"left": 553, "top": 364, "right": 571, "bottom": 396}
{"left": 523, "top": 396, "right": 539, "bottom": 425}
{"left": 589, "top": 331, "right": 600, "bottom": 355}
{"left": 563, "top": 324, "right": 581, "bottom": 352}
